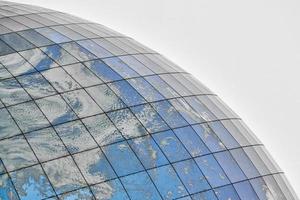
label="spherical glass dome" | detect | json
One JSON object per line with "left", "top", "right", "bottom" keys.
{"left": 0, "top": 1, "right": 298, "bottom": 200}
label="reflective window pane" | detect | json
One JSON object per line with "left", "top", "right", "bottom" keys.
{"left": 148, "top": 165, "right": 188, "bottom": 200}
{"left": 103, "top": 141, "right": 143, "bottom": 176}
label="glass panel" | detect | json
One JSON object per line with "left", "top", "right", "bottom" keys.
{"left": 127, "top": 77, "right": 164, "bottom": 102}
{"left": 119, "top": 55, "right": 153, "bottom": 76}
{"left": 107, "top": 109, "right": 148, "bottom": 139}
{"left": 61, "top": 42, "right": 97, "bottom": 61}
{"left": 233, "top": 180, "right": 259, "bottom": 200}
{"left": 59, "top": 188, "right": 93, "bottom": 200}
{"left": 42, "top": 68, "right": 81, "bottom": 92}
{"left": 62, "top": 89, "right": 103, "bottom": 118}
{"left": 86, "top": 84, "right": 126, "bottom": 112}
{"left": 74, "top": 148, "right": 116, "bottom": 184}
{"left": 160, "top": 74, "right": 192, "bottom": 96}
{"left": 0, "top": 52, "right": 36, "bottom": 76}
{"left": 128, "top": 135, "right": 168, "bottom": 169}
{"left": 0, "top": 108, "right": 21, "bottom": 140}
{"left": 151, "top": 100, "right": 188, "bottom": 128}
{"left": 169, "top": 98, "right": 205, "bottom": 124}
{"left": 35, "top": 27, "right": 71, "bottom": 43}
{"left": 173, "top": 159, "right": 211, "bottom": 194}
{"left": 0, "top": 39, "right": 15, "bottom": 56}
{"left": 18, "top": 29, "right": 53, "bottom": 47}
{"left": 17, "top": 72, "right": 57, "bottom": 99}
{"left": 148, "top": 165, "right": 188, "bottom": 200}
{"left": 43, "top": 156, "right": 86, "bottom": 194}
{"left": 0, "top": 174, "right": 19, "bottom": 200}
{"left": 195, "top": 155, "right": 230, "bottom": 188}
{"left": 10, "top": 165, "right": 55, "bottom": 200}
{"left": 85, "top": 60, "right": 122, "bottom": 82}
{"left": 77, "top": 39, "right": 112, "bottom": 58}
{"left": 121, "top": 172, "right": 162, "bottom": 200}
{"left": 103, "top": 57, "right": 139, "bottom": 78}
{"left": 152, "top": 130, "right": 190, "bottom": 162}
{"left": 51, "top": 25, "right": 85, "bottom": 40}
{"left": 93, "top": 38, "right": 126, "bottom": 56}
{"left": 41, "top": 44, "right": 78, "bottom": 66}
{"left": 173, "top": 126, "right": 210, "bottom": 157}
{"left": 184, "top": 96, "right": 216, "bottom": 121}
{"left": 63, "top": 63, "right": 102, "bottom": 87}
{"left": 36, "top": 95, "right": 77, "bottom": 125}
{"left": 0, "top": 33, "right": 34, "bottom": 51}
{"left": 8, "top": 101, "right": 50, "bottom": 133}
{"left": 91, "top": 179, "right": 129, "bottom": 200}
{"left": 209, "top": 121, "right": 240, "bottom": 149}
{"left": 192, "top": 124, "right": 226, "bottom": 152}
{"left": 102, "top": 141, "right": 143, "bottom": 176}
{"left": 82, "top": 114, "right": 124, "bottom": 146}
{"left": 191, "top": 190, "right": 218, "bottom": 200}
{"left": 55, "top": 120, "right": 98, "bottom": 154}
{"left": 214, "top": 151, "right": 247, "bottom": 183}
{"left": 108, "top": 80, "right": 146, "bottom": 107}
{"left": 230, "top": 148, "right": 260, "bottom": 179}
{"left": 0, "top": 78, "right": 31, "bottom": 106}
{"left": 130, "top": 104, "right": 169, "bottom": 133}
{"left": 26, "top": 127, "right": 68, "bottom": 162}
{"left": 145, "top": 75, "right": 180, "bottom": 98}
{"left": 0, "top": 64, "right": 12, "bottom": 80}
{"left": 213, "top": 185, "right": 241, "bottom": 200}
{"left": 19, "top": 48, "right": 58, "bottom": 71}
{"left": 250, "top": 177, "right": 272, "bottom": 200}
{"left": 0, "top": 136, "right": 37, "bottom": 171}
{"left": 263, "top": 175, "right": 286, "bottom": 200}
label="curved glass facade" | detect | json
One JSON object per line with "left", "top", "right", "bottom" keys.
{"left": 0, "top": 1, "right": 298, "bottom": 200}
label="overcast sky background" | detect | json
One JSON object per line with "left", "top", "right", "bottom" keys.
{"left": 11, "top": 0, "right": 300, "bottom": 195}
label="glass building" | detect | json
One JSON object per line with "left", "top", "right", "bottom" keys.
{"left": 0, "top": 1, "right": 298, "bottom": 200}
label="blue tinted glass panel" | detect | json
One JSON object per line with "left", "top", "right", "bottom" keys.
{"left": 234, "top": 181, "right": 259, "bottom": 200}
{"left": 59, "top": 188, "right": 93, "bottom": 200}
{"left": 107, "top": 108, "right": 148, "bottom": 139}
{"left": 74, "top": 148, "right": 116, "bottom": 184}
{"left": 10, "top": 165, "right": 55, "bottom": 200}
{"left": 108, "top": 80, "right": 146, "bottom": 107}
{"left": 209, "top": 121, "right": 239, "bottom": 148}
{"left": 0, "top": 108, "right": 21, "bottom": 140}
{"left": 151, "top": 100, "right": 188, "bottom": 128}
{"left": 195, "top": 155, "right": 230, "bottom": 188}
{"left": 36, "top": 95, "right": 77, "bottom": 125}
{"left": 214, "top": 151, "right": 247, "bottom": 183}
{"left": 61, "top": 42, "right": 97, "bottom": 61}
{"left": 36, "top": 27, "right": 71, "bottom": 43}
{"left": 103, "top": 142, "right": 143, "bottom": 176}
{"left": 173, "top": 126, "right": 210, "bottom": 157}
{"left": 0, "top": 40, "right": 15, "bottom": 56}
{"left": 91, "top": 179, "right": 129, "bottom": 200}
{"left": 128, "top": 77, "right": 164, "bottom": 102}
{"left": 192, "top": 124, "right": 226, "bottom": 152}
{"left": 0, "top": 53, "right": 36, "bottom": 76}
{"left": 129, "top": 136, "right": 168, "bottom": 169}
{"left": 85, "top": 60, "right": 122, "bottom": 82}
{"left": 121, "top": 172, "right": 162, "bottom": 200}
{"left": 148, "top": 165, "right": 188, "bottom": 200}
{"left": 153, "top": 130, "right": 190, "bottom": 162}
{"left": 0, "top": 78, "right": 31, "bottom": 106}
{"left": 41, "top": 44, "right": 78, "bottom": 66}
{"left": 0, "top": 174, "right": 19, "bottom": 200}
{"left": 55, "top": 120, "right": 98, "bottom": 154}
{"left": 0, "top": 33, "right": 34, "bottom": 51}
{"left": 130, "top": 104, "right": 169, "bottom": 133}
{"left": 18, "top": 29, "right": 53, "bottom": 47}
{"left": 213, "top": 185, "right": 241, "bottom": 200}
{"left": 173, "top": 159, "right": 211, "bottom": 194}
{"left": 191, "top": 190, "right": 218, "bottom": 200}
{"left": 78, "top": 39, "right": 112, "bottom": 58}
{"left": 103, "top": 57, "right": 139, "bottom": 78}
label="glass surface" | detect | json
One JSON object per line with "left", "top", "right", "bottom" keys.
{"left": 0, "top": 2, "right": 297, "bottom": 199}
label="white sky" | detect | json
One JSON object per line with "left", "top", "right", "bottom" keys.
{"left": 11, "top": 0, "right": 300, "bottom": 195}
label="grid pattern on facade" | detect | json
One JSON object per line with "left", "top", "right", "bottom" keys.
{"left": 0, "top": 1, "right": 298, "bottom": 200}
